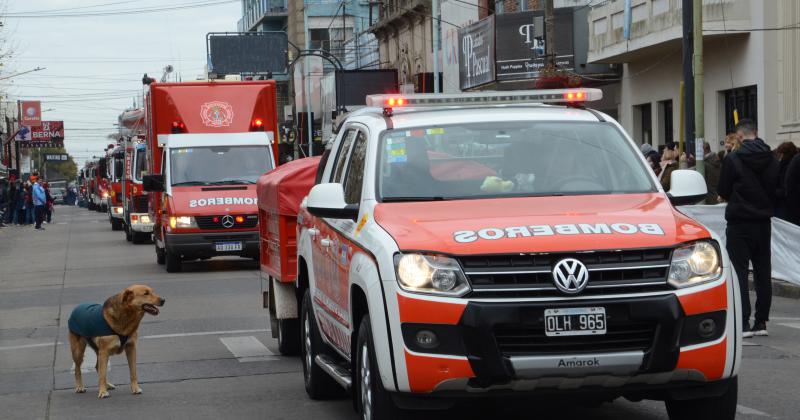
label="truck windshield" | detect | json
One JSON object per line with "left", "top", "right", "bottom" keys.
{"left": 133, "top": 148, "right": 147, "bottom": 182}
{"left": 378, "top": 121, "right": 656, "bottom": 201}
{"left": 169, "top": 145, "right": 272, "bottom": 186}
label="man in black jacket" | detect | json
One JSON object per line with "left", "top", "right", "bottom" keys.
{"left": 718, "top": 119, "right": 779, "bottom": 337}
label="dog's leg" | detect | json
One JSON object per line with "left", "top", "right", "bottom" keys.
{"left": 96, "top": 350, "right": 111, "bottom": 399}
{"left": 69, "top": 332, "right": 87, "bottom": 393}
{"left": 125, "top": 342, "right": 142, "bottom": 394}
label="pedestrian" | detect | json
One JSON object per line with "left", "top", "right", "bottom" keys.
{"left": 44, "top": 181, "right": 54, "bottom": 224}
{"left": 20, "top": 182, "right": 31, "bottom": 225}
{"left": 659, "top": 142, "right": 679, "bottom": 190}
{"left": 785, "top": 152, "right": 800, "bottom": 226}
{"left": 774, "top": 142, "right": 797, "bottom": 221}
{"left": 718, "top": 132, "right": 742, "bottom": 161}
{"left": 31, "top": 176, "right": 47, "bottom": 230}
{"left": 718, "top": 119, "right": 779, "bottom": 337}
{"left": 703, "top": 142, "right": 722, "bottom": 204}
{"left": 13, "top": 180, "right": 23, "bottom": 225}
{"left": 0, "top": 178, "right": 8, "bottom": 227}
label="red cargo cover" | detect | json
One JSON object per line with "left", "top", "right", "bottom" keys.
{"left": 257, "top": 157, "right": 321, "bottom": 215}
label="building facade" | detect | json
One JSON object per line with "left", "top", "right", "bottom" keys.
{"left": 588, "top": 0, "right": 800, "bottom": 150}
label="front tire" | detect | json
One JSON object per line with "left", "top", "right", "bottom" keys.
{"left": 110, "top": 218, "right": 123, "bottom": 231}
{"left": 125, "top": 225, "right": 133, "bottom": 242}
{"left": 155, "top": 242, "right": 165, "bottom": 265}
{"left": 356, "top": 316, "right": 400, "bottom": 420}
{"left": 164, "top": 246, "right": 181, "bottom": 272}
{"left": 665, "top": 377, "right": 737, "bottom": 420}
{"left": 300, "top": 290, "right": 342, "bottom": 399}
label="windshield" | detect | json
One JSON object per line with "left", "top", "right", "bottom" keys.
{"left": 378, "top": 121, "right": 655, "bottom": 201}
{"left": 169, "top": 145, "right": 272, "bottom": 186}
{"left": 134, "top": 148, "right": 147, "bottom": 182}
{"left": 113, "top": 157, "right": 124, "bottom": 181}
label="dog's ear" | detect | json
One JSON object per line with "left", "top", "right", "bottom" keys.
{"left": 122, "top": 288, "right": 134, "bottom": 304}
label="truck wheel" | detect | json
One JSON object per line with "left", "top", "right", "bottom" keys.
{"left": 165, "top": 247, "right": 182, "bottom": 273}
{"left": 356, "top": 315, "right": 401, "bottom": 420}
{"left": 125, "top": 225, "right": 133, "bottom": 242}
{"left": 665, "top": 377, "right": 737, "bottom": 420}
{"left": 111, "top": 218, "right": 123, "bottom": 231}
{"left": 156, "top": 243, "right": 165, "bottom": 265}
{"left": 277, "top": 318, "right": 300, "bottom": 356}
{"left": 301, "top": 290, "right": 342, "bottom": 399}
{"left": 88, "top": 202, "right": 96, "bottom": 211}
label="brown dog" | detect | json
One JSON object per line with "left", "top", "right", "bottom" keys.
{"left": 67, "top": 285, "right": 165, "bottom": 398}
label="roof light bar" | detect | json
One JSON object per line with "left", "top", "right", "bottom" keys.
{"left": 366, "top": 88, "right": 602, "bottom": 109}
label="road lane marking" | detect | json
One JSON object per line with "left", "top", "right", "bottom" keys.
{"left": 778, "top": 322, "right": 800, "bottom": 330}
{"left": 0, "top": 342, "right": 63, "bottom": 351}
{"left": 140, "top": 328, "right": 268, "bottom": 340}
{"left": 737, "top": 405, "right": 772, "bottom": 417}
{"left": 220, "top": 336, "right": 276, "bottom": 362}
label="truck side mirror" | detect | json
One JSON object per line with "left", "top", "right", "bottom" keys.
{"left": 307, "top": 183, "right": 358, "bottom": 220}
{"left": 667, "top": 170, "right": 707, "bottom": 206}
{"left": 142, "top": 174, "right": 165, "bottom": 192}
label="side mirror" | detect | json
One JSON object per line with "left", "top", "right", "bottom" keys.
{"left": 667, "top": 170, "right": 707, "bottom": 205}
{"left": 142, "top": 174, "right": 165, "bottom": 192}
{"left": 307, "top": 183, "right": 359, "bottom": 220}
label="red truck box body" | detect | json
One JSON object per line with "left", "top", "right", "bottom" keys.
{"left": 257, "top": 157, "right": 320, "bottom": 283}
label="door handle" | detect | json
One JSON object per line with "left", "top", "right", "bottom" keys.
{"left": 308, "top": 228, "right": 320, "bottom": 237}
{"left": 320, "top": 238, "right": 333, "bottom": 248}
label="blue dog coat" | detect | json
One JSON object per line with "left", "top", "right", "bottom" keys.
{"left": 68, "top": 303, "right": 129, "bottom": 347}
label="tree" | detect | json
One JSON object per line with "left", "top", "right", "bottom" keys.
{"left": 30, "top": 147, "right": 78, "bottom": 181}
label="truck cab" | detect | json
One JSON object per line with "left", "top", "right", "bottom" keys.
{"left": 142, "top": 80, "right": 279, "bottom": 272}
{"left": 106, "top": 145, "right": 125, "bottom": 231}
{"left": 123, "top": 141, "right": 154, "bottom": 243}
{"left": 290, "top": 90, "right": 741, "bottom": 420}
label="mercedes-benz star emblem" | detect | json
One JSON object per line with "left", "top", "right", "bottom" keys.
{"left": 221, "top": 215, "right": 235, "bottom": 229}
{"left": 552, "top": 258, "right": 589, "bottom": 294}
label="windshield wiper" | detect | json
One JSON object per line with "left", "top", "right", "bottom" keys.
{"left": 207, "top": 179, "right": 255, "bottom": 185}
{"left": 382, "top": 196, "right": 448, "bottom": 202}
{"left": 171, "top": 181, "right": 209, "bottom": 186}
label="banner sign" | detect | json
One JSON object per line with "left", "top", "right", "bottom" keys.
{"left": 45, "top": 154, "right": 69, "bottom": 162}
{"left": 458, "top": 15, "right": 496, "bottom": 90}
{"left": 16, "top": 121, "right": 65, "bottom": 148}
{"left": 495, "top": 9, "right": 574, "bottom": 81}
{"left": 19, "top": 101, "right": 42, "bottom": 127}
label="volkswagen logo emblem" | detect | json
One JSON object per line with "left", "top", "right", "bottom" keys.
{"left": 552, "top": 258, "right": 589, "bottom": 294}
{"left": 221, "top": 215, "right": 235, "bottom": 229}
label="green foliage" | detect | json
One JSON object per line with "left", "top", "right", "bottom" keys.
{"left": 31, "top": 147, "right": 78, "bottom": 181}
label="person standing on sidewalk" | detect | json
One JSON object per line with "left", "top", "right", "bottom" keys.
{"left": 0, "top": 178, "right": 8, "bottom": 227}
{"left": 31, "top": 176, "right": 47, "bottom": 230}
{"left": 703, "top": 142, "right": 722, "bottom": 204}
{"left": 718, "top": 119, "right": 779, "bottom": 337}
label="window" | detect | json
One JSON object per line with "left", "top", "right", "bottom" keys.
{"left": 134, "top": 148, "right": 148, "bottom": 182}
{"left": 658, "top": 99, "right": 673, "bottom": 144}
{"left": 634, "top": 103, "right": 652, "bottom": 145}
{"left": 343, "top": 131, "right": 367, "bottom": 204}
{"left": 378, "top": 121, "right": 655, "bottom": 201}
{"left": 330, "top": 129, "right": 356, "bottom": 183}
{"left": 723, "top": 86, "right": 757, "bottom": 135}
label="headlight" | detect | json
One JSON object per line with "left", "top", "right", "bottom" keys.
{"left": 139, "top": 215, "right": 151, "bottom": 224}
{"left": 102, "top": 192, "right": 109, "bottom": 198}
{"left": 169, "top": 216, "right": 197, "bottom": 229}
{"left": 394, "top": 253, "right": 470, "bottom": 297}
{"left": 113, "top": 207, "right": 124, "bottom": 214}
{"left": 668, "top": 241, "right": 722, "bottom": 288}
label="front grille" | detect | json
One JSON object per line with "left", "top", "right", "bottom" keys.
{"left": 461, "top": 248, "right": 673, "bottom": 297}
{"left": 493, "top": 321, "right": 657, "bottom": 357}
{"left": 132, "top": 196, "right": 149, "bottom": 213}
{"left": 195, "top": 214, "right": 258, "bottom": 230}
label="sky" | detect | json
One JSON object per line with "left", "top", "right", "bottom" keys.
{"left": 1, "top": 0, "right": 242, "bottom": 167}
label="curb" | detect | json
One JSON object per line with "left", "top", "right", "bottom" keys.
{"left": 749, "top": 279, "right": 800, "bottom": 300}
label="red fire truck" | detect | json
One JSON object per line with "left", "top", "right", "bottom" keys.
{"left": 106, "top": 144, "right": 125, "bottom": 230}
{"left": 142, "top": 80, "right": 279, "bottom": 272}
{"left": 117, "top": 109, "right": 153, "bottom": 244}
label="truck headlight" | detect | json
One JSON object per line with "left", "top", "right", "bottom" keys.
{"left": 169, "top": 216, "right": 197, "bottom": 229}
{"left": 394, "top": 253, "right": 470, "bottom": 297}
{"left": 102, "top": 192, "right": 109, "bottom": 199}
{"left": 668, "top": 241, "right": 722, "bottom": 288}
{"left": 139, "top": 215, "right": 151, "bottom": 224}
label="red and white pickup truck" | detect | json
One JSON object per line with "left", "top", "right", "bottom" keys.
{"left": 259, "top": 89, "right": 741, "bottom": 420}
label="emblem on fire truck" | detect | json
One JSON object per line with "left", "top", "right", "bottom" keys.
{"left": 200, "top": 101, "right": 234, "bottom": 127}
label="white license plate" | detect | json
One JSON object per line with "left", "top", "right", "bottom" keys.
{"left": 545, "top": 307, "right": 607, "bottom": 337}
{"left": 215, "top": 241, "right": 243, "bottom": 252}
{"left": 139, "top": 225, "right": 153, "bottom": 233}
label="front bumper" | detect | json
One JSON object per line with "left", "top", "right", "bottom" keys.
{"left": 164, "top": 231, "right": 258, "bottom": 259}
{"left": 397, "top": 284, "right": 731, "bottom": 394}
{"left": 129, "top": 213, "right": 154, "bottom": 233}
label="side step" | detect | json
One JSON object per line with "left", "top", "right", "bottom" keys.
{"left": 315, "top": 355, "right": 352, "bottom": 391}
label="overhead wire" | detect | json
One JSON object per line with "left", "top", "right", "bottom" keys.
{"left": 5, "top": 0, "right": 238, "bottom": 18}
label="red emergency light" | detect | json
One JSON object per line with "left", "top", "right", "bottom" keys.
{"left": 171, "top": 121, "right": 187, "bottom": 134}
{"left": 250, "top": 118, "right": 265, "bottom": 131}
{"left": 563, "top": 90, "right": 586, "bottom": 102}
{"left": 385, "top": 97, "right": 406, "bottom": 107}
{"left": 212, "top": 216, "right": 220, "bottom": 223}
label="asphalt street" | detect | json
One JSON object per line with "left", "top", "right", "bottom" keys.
{"left": 1, "top": 205, "right": 799, "bottom": 420}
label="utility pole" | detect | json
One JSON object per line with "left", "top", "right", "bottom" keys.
{"left": 432, "top": 0, "right": 441, "bottom": 93}
{"left": 693, "top": 1, "right": 704, "bottom": 176}
{"left": 681, "top": 0, "right": 694, "bottom": 157}
{"left": 545, "top": 0, "right": 555, "bottom": 64}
